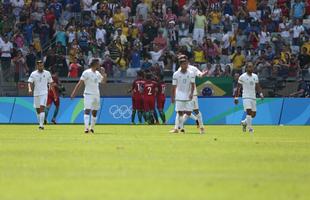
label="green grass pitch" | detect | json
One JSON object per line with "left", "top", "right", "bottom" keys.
{"left": 0, "top": 125, "right": 309, "bottom": 200}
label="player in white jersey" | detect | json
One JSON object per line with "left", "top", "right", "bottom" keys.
{"left": 170, "top": 56, "right": 195, "bottom": 133}
{"left": 174, "top": 55, "right": 209, "bottom": 134}
{"left": 234, "top": 62, "right": 264, "bottom": 133}
{"left": 28, "top": 60, "right": 55, "bottom": 130}
{"left": 70, "top": 59, "right": 106, "bottom": 133}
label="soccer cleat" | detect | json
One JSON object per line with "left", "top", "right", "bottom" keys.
{"left": 180, "top": 129, "right": 185, "bottom": 133}
{"left": 131, "top": 122, "right": 136, "bottom": 125}
{"left": 51, "top": 119, "right": 57, "bottom": 124}
{"left": 199, "top": 127, "right": 205, "bottom": 134}
{"left": 249, "top": 128, "right": 254, "bottom": 133}
{"left": 169, "top": 129, "right": 179, "bottom": 133}
{"left": 90, "top": 129, "right": 94, "bottom": 133}
{"left": 39, "top": 126, "right": 44, "bottom": 130}
{"left": 196, "top": 120, "right": 199, "bottom": 128}
{"left": 84, "top": 129, "right": 89, "bottom": 134}
{"left": 241, "top": 121, "right": 247, "bottom": 132}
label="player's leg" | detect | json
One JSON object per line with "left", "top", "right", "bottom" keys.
{"left": 34, "top": 96, "right": 41, "bottom": 125}
{"left": 90, "top": 95, "right": 100, "bottom": 133}
{"left": 241, "top": 99, "right": 251, "bottom": 132}
{"left": 157, "top": 98, "right": 166, "bottom": 124}
{"left": 170, "top": 102, "right": 181, "bottom": 133}
{"left": 45, "top": 96, "right": 52, "bottom": 124}
{"left": 192, "top": 96, "right": 204, "bottom": 133}
{"left": 152, "top": 109, "right": 159, "bottom": 124}
{"left": 137, "top": 96, "right": 143, "bottom": 124}
{"left": 51, "top": 97, "right": 60, "bottom": 124}
{"left": 131, "top": 97, "right": 137, "bottom": 124}
{"left": 248, "top": 100, "right": 257, "bottom": 133}
{"left": 83, "top": 95, "right": 91, "bottom": 133}
{"left": 246, "top": 109, "right": 253, "bottom": 133}
{"left": 38, "top": 95, "right": 47, "bottom": 129}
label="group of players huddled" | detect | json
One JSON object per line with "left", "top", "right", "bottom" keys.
{"left": 130, "top": 69, "right": 166, "bottom": 125}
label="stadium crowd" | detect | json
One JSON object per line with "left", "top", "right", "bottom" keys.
{"left": 0, "top": 0, "right": 309, "bottom": 84}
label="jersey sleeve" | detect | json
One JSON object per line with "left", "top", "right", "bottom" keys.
{"left": 190, "top": 74, "right": 195, "bottom": 83}
{"left": 255, "top": 75, "right": 259, "bottom": 84}
{"left": 98, "top": 72, "right": 103, "bottom": 83}
{"left": 172, "top": 73, "right": 177, "bottom": 85}
{"left": 238, "top": 75, "right": 244, "bottom": 84}
{"left": 80, "top": 71, "right": 87, "bottom": 81}
{"left": 28, "top": 73, "right": 34, "bottom": 83}
{"left": 48, "top": 72, "right": 53, "bottom": 84}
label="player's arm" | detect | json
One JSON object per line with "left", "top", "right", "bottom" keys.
{"left": 28, "top": 82, "right": 33, "bottom": 95}
{"left": 171, "top": 74, "right": 177, "bottom": 103}
{"left": 70, "top": 80, "right": 84, "bottom": 99}
{"left": 256, "top": 83, "right": 264, "bottom": 100}
{"left": 189, "top": 75, "right": 195, "bottom": 100}
{"left": 234, "top": 83, "right": 242, "bottom": 105}
{"left": 99, "top": 67, "right": 107, "bottom": 84}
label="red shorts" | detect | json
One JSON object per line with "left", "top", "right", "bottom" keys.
{"left": 132, "top": 95, "right": 144, "bottom": 110}
{"left": 157, "top": 96, "right": 166, "bottom": 110}
{"left": 144, "top": 96, "right": 155, "bottom": 112}
{"left": 47, "top": 94, "right": 60, "bottom": 107}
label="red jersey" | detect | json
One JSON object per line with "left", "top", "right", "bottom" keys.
{"left": 143, "top": 80, "right": 157, "bottom": 97}
{"left": 157, "top": 81, "right": 166, "bottom": 98}
{"left": 132, "top": 78, "right": 145, "bottom": 97}
{"left": 68, "top": 63, "right": 80, "bottom": 78}
{"left": 48, "top": 75, "right": 60, "bottom": 97}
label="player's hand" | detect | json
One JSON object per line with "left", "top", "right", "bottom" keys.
{"left": 70, "top": 94, "right": 75, "bottom": 100}
{"left": 54, "top": 97, "right": 58, "bottom": 102}
{"left": 28, "top": 90, "right": 32, "bottom": 96}
{"left": 234, "top": 98, "right": 239, "bottom": 105}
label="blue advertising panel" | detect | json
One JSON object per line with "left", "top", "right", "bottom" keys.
{"left": 0, "top": 97, "right": 15, "bottom": 123}
{"left": 4, "top": 97, "right": 309, "bottom": 125}
{"left": 280, "top": 98, "right": 310, "bottom": 125}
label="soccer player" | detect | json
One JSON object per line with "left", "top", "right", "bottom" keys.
{"left": 131, "top": 70, "right": 145, "bottom": 124}
{"left": 174, "top": 54, "right": 209, "bottom": 134}
{"left": 170, "top": 56, "right": 195, "bottom": 133}
{"left": 234, "top": 62, "right": 264, "bottom": 133}
{"left": 70, "top": 59, "right": 105, "bottom": 133}
{"left": 143, "top": 73, "right": 158, "bottom": 124}
{"left": 45, "top": 71, "right": 60, "bottom": 124}
{"left": 157, "top": 74, "right": 166, "bottom": 124}
{"left": 28, "top": 60, "right": 55, "bottom": 130}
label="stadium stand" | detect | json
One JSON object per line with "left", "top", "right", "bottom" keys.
{"left": 0, "top": 0, "right": 309, "bottom": 96}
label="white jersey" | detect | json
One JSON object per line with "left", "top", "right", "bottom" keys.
{"left": 178, "top": 65, "right": 202, "bottom": 96}
{"left": 238, "top": 72, "right": 259, "bottom": 100}
{"left": 28, "top": 70, "right": 53, "bottom": 96}
{"left": 173, "top": 70, "right": 195, "bottom": 101}
{"left": 80, "top": 69, "right": 103, "bottom": 96}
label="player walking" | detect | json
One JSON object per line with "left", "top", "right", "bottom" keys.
{"left": 173, "top": 55, "right": 209, "bottom": 134}
{"left": 170, "top": 56, "right": 195, "bottom": 133}
{"left": 70, "top": 59, "right": 105, "bottom": 133}
{"left": 28, "top": 60, "right": 55, "bottom": 130}
{"left": 131, "top": 70, "right": 145, "bottom": 124}
{"left": 234, "top": 62, "right": 264, "bottom": 133}
{"left": 157, "top": 74, "right": 166, "bottom": 124}
{"left": 45, "top": 71, "right": 60, "bottom": 124}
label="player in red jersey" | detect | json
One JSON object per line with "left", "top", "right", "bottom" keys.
{"left": 45, "top": 71, "right": 60, "bottom": 124}
{"left": 156, "top": 74, "right": 166, "bottom": 124}
{"left": 131, "top": 70, "right": 145, "bottom": 124}
{"left": 143, "top": 73, "right": 158, "bottom": 124}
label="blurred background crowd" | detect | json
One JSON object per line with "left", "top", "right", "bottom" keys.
{"left": 0, "top": 0, "right": 309, "bottom": 86}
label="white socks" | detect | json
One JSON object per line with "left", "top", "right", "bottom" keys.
{"left": 196, "top": 111, "right": 204, "bottom": 128}
{"left": 36, "top": 113, "right": 40, "bottom": 124}
{"left": 181, "top": 114, "right": 189, "bottom": 129}
{"left": 246, "top": 115, "right": 252, "bottom": 130}
{"left": 189, "top": 113, "right": 197, "bottom": 121}
{"left": 174, "top": 113, "right": 180, "bottom": 129}
{"left": 39, "top": 112, "right": 45, "bottom": 127}
{"left": 91, "top": 117, "right": 97, "bottom": 130}
{"left": 84, "top": 114, "right": 90, "bottom": 130}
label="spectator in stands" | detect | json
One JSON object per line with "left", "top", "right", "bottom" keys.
{"left": 298, "top": 46, "right": 310, "bottom": 77}
{"left": 291, "top": 0, "right": 306, "bottom": 19}
{"left": 193, "top": 9, "right": 207, "bottom": 44}
{"left": 0, "top": 36, "right": 13, "bottom": 81}
{"left": 290, "top": 78, "right": 310, "bottom": 97}
{"left": 13, "top": 50, "right": 28, "bottom": 82}
{"left": 230, "top": 46, "right": 245, "bottom": 75}
{"left": 68, "top": 57, "right": 81, "bottom": 78}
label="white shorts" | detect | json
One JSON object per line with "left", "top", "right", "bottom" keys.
{"left": 33, "top": 94, "right": 47, "bottom": 108}
{"left": 175, "top": 100, "right": 193, "bottom": 112}
{"left": 191, "top": 96, "right": 199, "bottom": 110}
{"left": 243, "top": 99, "right": 257, "bottom": 112}
{"left": 84, "top": 94, "right": 100, "bottom": 110}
